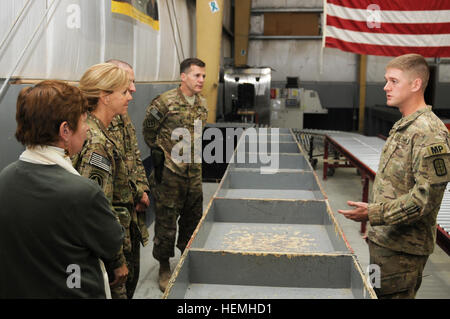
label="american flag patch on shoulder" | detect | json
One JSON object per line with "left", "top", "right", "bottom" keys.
{"left": 89, "top": 152, "right": 112, "bottom": 174}
{"left": 150, "top": 107, "right": 163, "bottom": 120}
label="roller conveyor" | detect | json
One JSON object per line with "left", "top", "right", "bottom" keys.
{"left": 328, "top": 134, "right": 383, "bottom": 174}
{"left": 437, "top": 185, "right": 450, "bottom": 237}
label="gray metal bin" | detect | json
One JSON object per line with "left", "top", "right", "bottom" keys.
{"left": 163, "top": 128, "right": 376, "bottom": 299}
{"left": 165, "top": 250, "right": 376, "bottom": 299}
{"left": 217, "top": 170, "right": 325, "bottom": 200}
{"left": 191, "top": 198, "right": 350, "bottom": 254}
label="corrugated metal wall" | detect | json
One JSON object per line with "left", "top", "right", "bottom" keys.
{"left": 249, "top": 0, "right": 357, "bottom": 82}
{"left": 248, "top": 40, "right": 357, "bottom": 82}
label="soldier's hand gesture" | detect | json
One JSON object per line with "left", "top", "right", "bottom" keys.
{"left": 338, "top": 201, "right": 369, "bottom": 222}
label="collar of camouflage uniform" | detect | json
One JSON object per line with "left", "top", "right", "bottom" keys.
{"left": 391, "top": 105, "right": 430, "bottom": 133}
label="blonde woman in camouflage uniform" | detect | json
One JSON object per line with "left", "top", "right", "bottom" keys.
{"left": 73, "top": 63, "right": 133, "bottom": 299}
{"left": 105, "top": 59, "right": 150, "bottom": 299}
{"left": 339, "top": 54, "right": 450, "bottom": 299}
{"left": 143, "top": 58, "right": 208, "bottom": 292}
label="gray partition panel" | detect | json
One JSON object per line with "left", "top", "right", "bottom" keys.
{"left": 217, "top": 169, "right": 324, "bottom": 200}
{"left": 224, "top": 170, "right": 319, "bottom": 190}
{"left": 231, "top": 153, "right": 310, "bottom": 170}
{"left": 166, "top": 250, "right": 374, "bottom": 299}
{"left": 191, "top": 198, "right": 350, "bottom": 254}
{"left": 237, "top": 142, "right": 300, "bottom": 154}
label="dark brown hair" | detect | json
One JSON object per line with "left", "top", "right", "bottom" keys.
{"left": 180, "top": 58, "right": 205, "bottom": 74}
{"left": 15, "top": 80, "right": 88, "bottom": 147}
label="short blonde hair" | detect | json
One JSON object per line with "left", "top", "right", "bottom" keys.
{"left": 386, "top": 54, "right": 429, "bottom": 91}
{"left": 79, "top": 63, "right": 129, "bottom": 111}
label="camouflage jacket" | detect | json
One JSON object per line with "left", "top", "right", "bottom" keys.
{"left": 109, "top": 113, "right": 150, "bottom": 246}
{"left": 368, "top": 106, "right": 450, "bottom": 255}
{"left": 72, "top": 113, "right": 134, "bottom": 269}
{"left": 142, "top": 87, "right": 208, "bottom": 178}
{"left": 109, "top": 114, "right": 150, "bottom": 202}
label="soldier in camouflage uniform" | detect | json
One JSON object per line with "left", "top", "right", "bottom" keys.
{"left": 73, "top": 63, "right": 133, "bottom": 299}
{"left": 339, "top": 54, "right": 450, "bottom": 299}
{"left": 106, "top": 59, "right": 150, "bottom": 299}
{"left": 142, "top": 58, "right": 208, "bottom": 292}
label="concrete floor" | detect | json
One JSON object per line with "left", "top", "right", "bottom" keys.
{"left": 133, "top": 157, "right": 450, "bottom": 299}
{"left": 133, "top": 181, "right": 218, "bottom": 299}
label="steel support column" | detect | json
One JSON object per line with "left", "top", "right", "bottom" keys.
{"left": 234, "top": 0, "right": 251, "bottom": 66}
{"left": 358, "top": 54, "right": 367, "bottom": 133}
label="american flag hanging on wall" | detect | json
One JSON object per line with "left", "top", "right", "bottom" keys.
{"left": 324, "top": 0, "right": 450, "bottom": 57}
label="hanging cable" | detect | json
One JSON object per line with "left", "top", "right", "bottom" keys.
{"left": 0, "top": 0, "right": 32, "bottom": 52}
{"left": 166, "top": 0, "right": 182, "bottom": 64}
{"left": 0, "top": 0, "right": 61, "bottom": 98}
{"left": 171, "top": 0, "right": 186, "bottom": 60}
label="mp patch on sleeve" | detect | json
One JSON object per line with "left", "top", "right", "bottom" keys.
{"left": 422, "top": 145, "right": 450, "bottom": 184}
{"left": 88, "top": 152, "right": 112, "bottom": 174}
{"left": 426, "top": 143, "right": 449, "bottom": 156}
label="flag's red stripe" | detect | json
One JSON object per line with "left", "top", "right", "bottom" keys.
{"left": 327, "top": 15, "right": 450, "bottom": 35}
{"left": 325, "top": 36, "right": 450, "bottom": 57}
{"left": 327, "top": 0, "right": 450, "bottom": 11}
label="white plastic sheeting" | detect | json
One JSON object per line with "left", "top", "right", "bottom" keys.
{"left": 0, "top": 0, "right": 195, "bottom": 81}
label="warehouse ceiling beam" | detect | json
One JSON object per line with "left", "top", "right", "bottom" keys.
{"left": 196, "top": 0, "right": 224, "bottom": 123}
{"left": 234, "top": 0, "right": 251, "bottom": 67}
